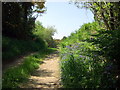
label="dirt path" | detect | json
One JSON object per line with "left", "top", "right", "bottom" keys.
{"left": 19, "top": 51, "right": 62, "bottom": 88}
{"left": 2, "top": 52, "right": 36, "bottom": 72}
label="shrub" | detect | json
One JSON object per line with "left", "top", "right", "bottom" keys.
{"left": 59, "top": 22, "right": 117, "bottom": 88}
{"left": 2, "top": 36, "right": 47, "bottom": 61}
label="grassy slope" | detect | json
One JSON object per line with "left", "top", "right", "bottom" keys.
{"left": 2, "top": 36, "right": 47, "bottom": 61}
{"left": 2, "top": 48, "right": 57, "bottom": 88}
{"left": 2, "top": 36, "right": 58, "bottom": 88}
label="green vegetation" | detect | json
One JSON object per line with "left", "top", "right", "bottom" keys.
{"left": 2, "top": 2, "right": 58, "bottom": 88}
{"left": 33, "top": 21, "right": 57, "bottom": 47}
{"left": 2, "top": 48, "right": 56, "bottom": 88}
{"left": 2, "top": 36, "right": 47, "bottom": 61}
{"left": 59, "top": 2, "right": 120, "bottom": 88}
{"left": 2, "top": 2, "right": 49, "bottom": 62}
{"left": 3, "top": 54, "right": 42, "bottom": 88}
{"left": 2, "top": 1, "right": 120, "bottom": 89}
{"left": 2, "top": 20, "right": 57, "bottom": 61}
{"left": 59, "top": 22, "right": 119, "bottom": 88}
{"left": 59, "top": 22, "right": 104, "bottom": 88}
{"left": 2, "top": 2, "right": 46, "bottom": 39}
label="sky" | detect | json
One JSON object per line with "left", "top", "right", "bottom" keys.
{"left": 36, "top": 1, "right": 94, "bottom": 39}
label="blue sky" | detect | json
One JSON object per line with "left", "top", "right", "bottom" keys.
{"left": 36, "top": 1, "right": 94, "bottom": 39}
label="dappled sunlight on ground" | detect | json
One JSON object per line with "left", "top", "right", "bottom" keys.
{"left": 19, "top": 52, "right": 62, "bottom": 88}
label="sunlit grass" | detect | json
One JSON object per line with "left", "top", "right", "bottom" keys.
{"left": 2, "top": 48, "right": 55, "bottom": 88}
{"left": 59, "top": 22, "right": 116, "bottom": 88}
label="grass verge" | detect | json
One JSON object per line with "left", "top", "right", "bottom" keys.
{"left": 2, "top": 48, "right": 57, "bottom": 88}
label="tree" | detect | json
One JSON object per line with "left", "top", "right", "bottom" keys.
{"left": 72, "top": 1, "right": 120, "bottom": 30}
{"left": 33, "top": 21, "right": 57, "bottom": 47}
{"left": 2, "top": 1, "right": 46, "bottom": 39}
{"left": 71, "top": 1, "right": 120, "bottom": 87}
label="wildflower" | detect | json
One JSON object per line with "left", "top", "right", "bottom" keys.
{"left": 79, "top": 55, "right": 86, "bottom": 58}
{"left": 68, "top": 52, "right": 73, "bottom": 55}
{"left": 73, "top": 45, "right": 79, "bottom": 49}
{"left": 76, "top": 43, "right": 80, "bottom": 45}
{"left": 79, "top": 55, "right": 83, "bottom": 58}
{"left": 66, "top": 45, "right": 71, "bottom": 49}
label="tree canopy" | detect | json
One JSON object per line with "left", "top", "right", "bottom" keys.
{"left": 2, "top": 2, "right": 46, "bottom": 39}
{"left": 72, "top": 1, "right": 120, "bottom": 30}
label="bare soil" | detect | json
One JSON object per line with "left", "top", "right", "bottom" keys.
{"left": 19, "top": 51, "right": 62, "bottom": 88}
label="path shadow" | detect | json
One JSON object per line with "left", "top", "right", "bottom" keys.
{"left": 31, "top": 69, "right": 53, "bottom": 77}
{"left": 45, "top": 53, "right": 59, "bottom": 60}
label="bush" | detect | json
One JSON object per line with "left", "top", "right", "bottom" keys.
{"left": 59, "top": 22, "right": 117, "bottom": 88}
{"left": 2, "top": 36, "right": 47, "bottom": 61}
